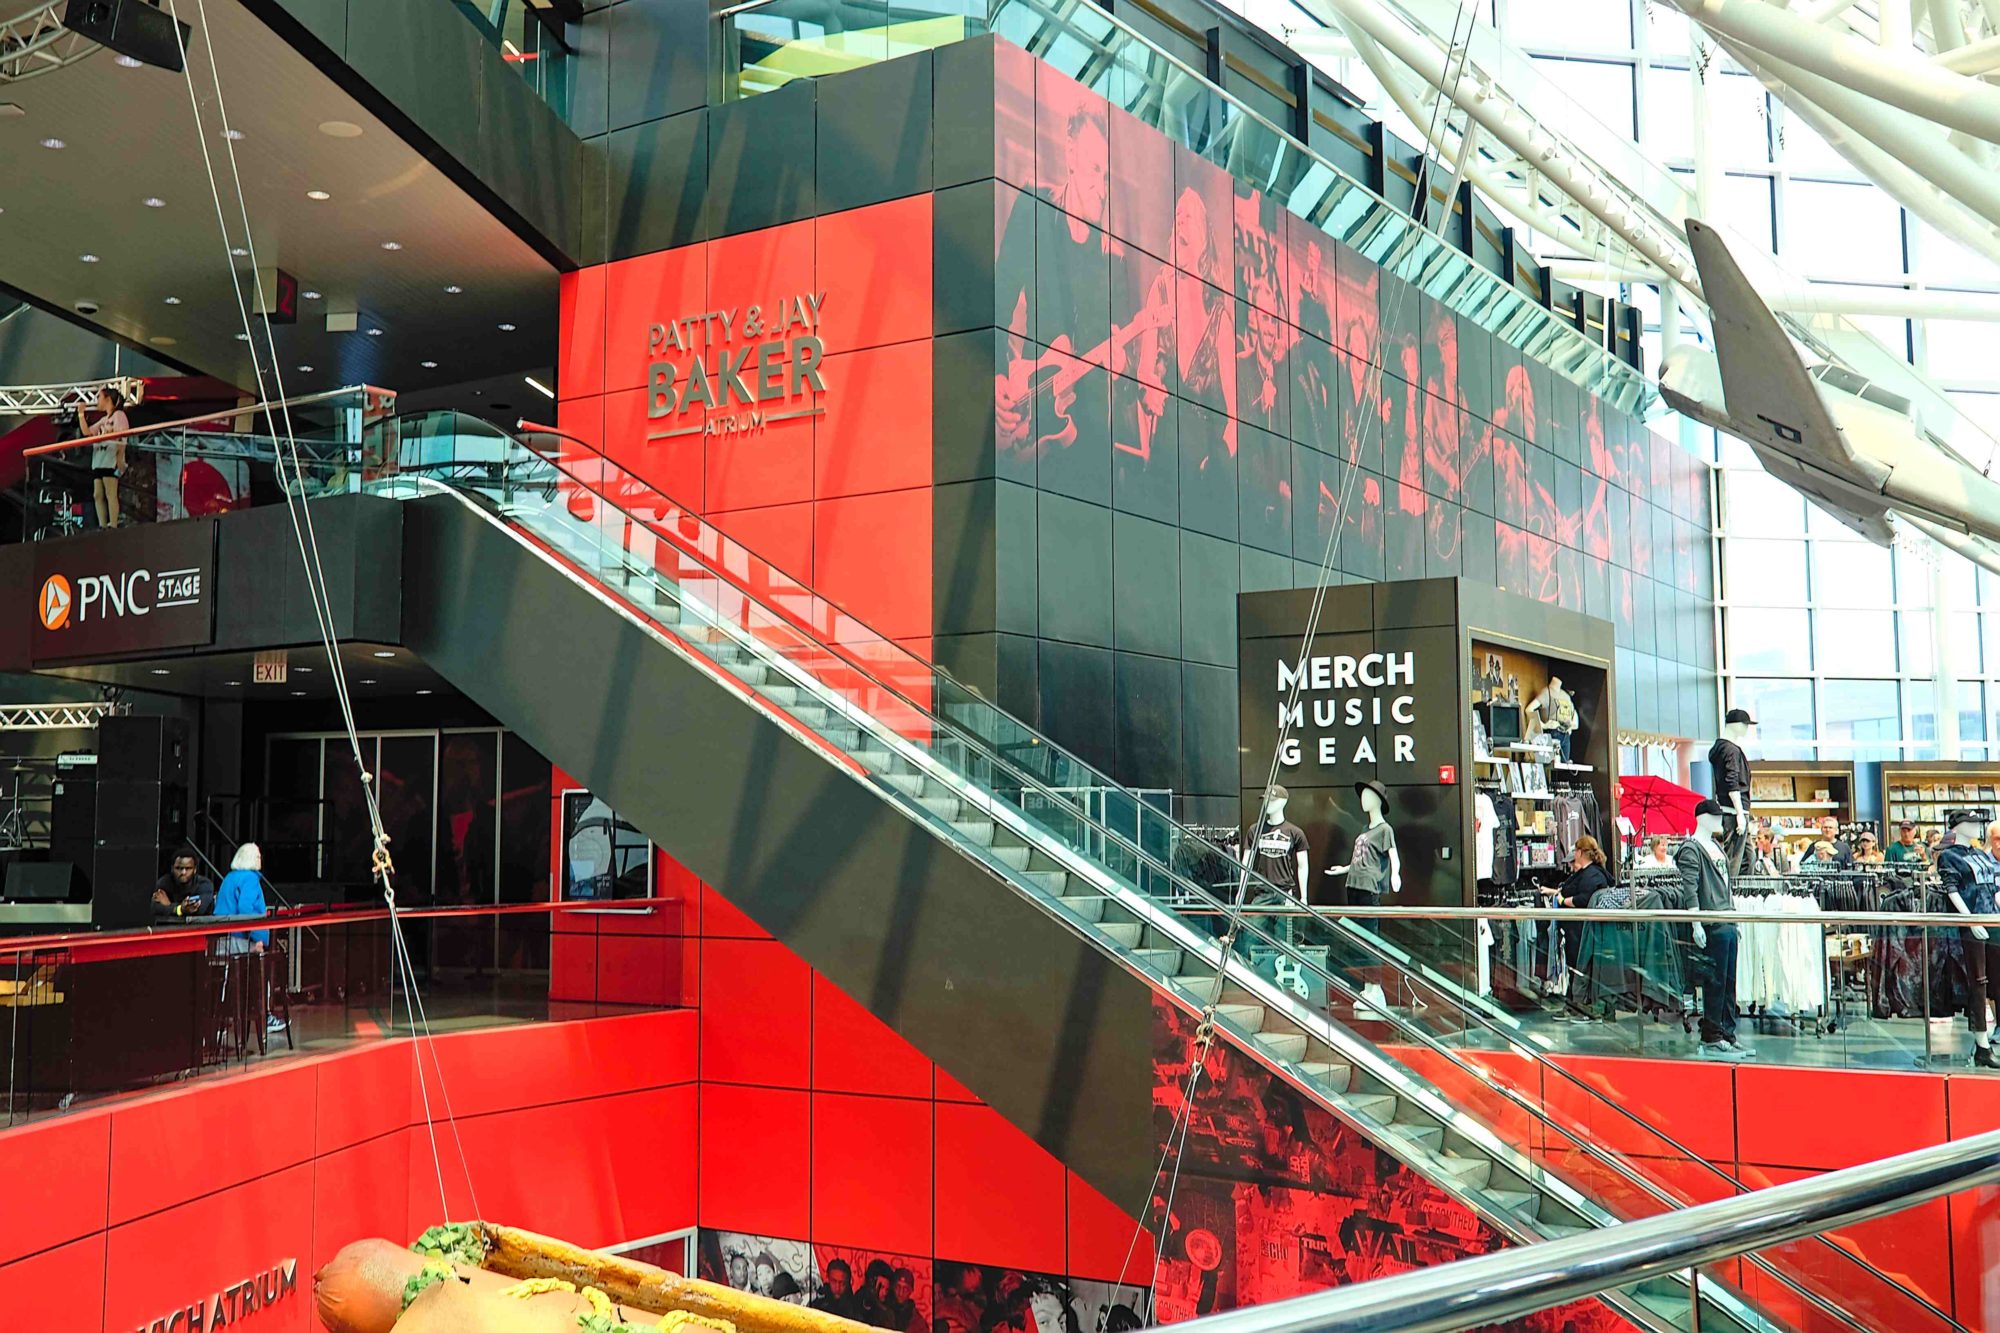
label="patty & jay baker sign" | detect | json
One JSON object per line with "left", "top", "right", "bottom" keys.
{"left": 646, "top": 291, "right": 827, "bottom": 440}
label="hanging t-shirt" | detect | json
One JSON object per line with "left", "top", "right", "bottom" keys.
{"left": 1250, "top": 821, "right": 1309, "bottom": 897}
{"left": 1474, "top": 792, "right": 1499, "bottom": 881}
{"left": 1347, "top": 822, "right": 1398, "bottom": 895}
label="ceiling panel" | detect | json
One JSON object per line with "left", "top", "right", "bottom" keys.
{"left": 0, "top": 1, "right": 557, "bottom": 397}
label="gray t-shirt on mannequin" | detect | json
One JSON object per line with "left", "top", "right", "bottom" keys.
{"left": 1347, "top": 823, "right": 1397, "bottom": 895}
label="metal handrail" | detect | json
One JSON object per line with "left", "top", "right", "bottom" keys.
{"left": 19, "top": 384, "right": 391, "bottom": 457}
{"left": 1171, "top": 901, "right": 2000, "bottom": 926}
{"left": 1167, "top": 1126, "right": 2000, "bottom": 1333}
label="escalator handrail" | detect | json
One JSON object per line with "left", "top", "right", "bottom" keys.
{"left": 1164, "top": 1122, "right": 2000, "bottom": 1333}
{"left": 385, "top": 416, "right": 1951, "bottom": 1330}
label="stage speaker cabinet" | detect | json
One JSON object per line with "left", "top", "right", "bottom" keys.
{"left": 61, "top": 0, "right": 192, "bottom": 74}
{"left": 94, "top": 780, "right": 188, "bottom": 851}
{"left": 50, "top": 775, "right": 96, "bottom": 882}
{"left": 90, "top": 845, "right": 160, "bottom": 928}
{"left": 97, "top": 714, "right": 189, "bottom": 785}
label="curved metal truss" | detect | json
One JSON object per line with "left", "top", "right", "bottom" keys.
{"left": 0, "top": 1, "right": 99, "bottom": 84}
{"left": 0, "top": 374, "right": 145, "bottom": 414}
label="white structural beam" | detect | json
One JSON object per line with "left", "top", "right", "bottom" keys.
{"left": 1309, "top": 0, "right": 1703, "bottom": 291}
{"left": 1673, "top": 0, "right": 2000, "bottom": 143}
{"left": 1935, "top": 30, "right": 2000, "bottom": 72}
{"left": 1713, "top": 33, "right": 2000, "bottom": 265}
{"left": 0, "top": 376, "right": 145, "bottom": 415}
{"left": 0, "top": 703, "right": 121, "bottom": 731}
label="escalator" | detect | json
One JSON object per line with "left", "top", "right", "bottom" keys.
{"left": 373, "top": 416, "right": 1954, "bottom": 1333}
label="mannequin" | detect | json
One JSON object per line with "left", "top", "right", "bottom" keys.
{"left": 1242, "top": 784, "right": 1310, "bottom": 904}
{"left": 1709, "top": 708, "right": 1755, "bottom": 878}
{"left": 1325, "top": 779, "right": 1402, "bottom": 901}
{"left": 1526, "top": 675, "right": 1579, "bottom": 762}
{"left": 1939, "top": 808, "right": 2000, "bottom": 1069}
{"left": 1676, "top": 800, "right": 1749, "bottom": 1060}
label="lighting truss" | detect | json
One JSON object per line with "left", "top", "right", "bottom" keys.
{"left": 0, "top": 702, "right": 124, "bottom": 731}
{"left": 0, "top": 1, "right": 100, "bottom": 83}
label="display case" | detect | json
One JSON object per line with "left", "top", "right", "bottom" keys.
{"left": 1880, "top": 760, "right": 2000, "bottom": 841}
{"left": 1747, "top": 760, "right": 1857, "bottom": 854}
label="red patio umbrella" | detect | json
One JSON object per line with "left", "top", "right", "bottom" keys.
{"left": 1617, "top": 773, "right": 1705, "bottom": 839}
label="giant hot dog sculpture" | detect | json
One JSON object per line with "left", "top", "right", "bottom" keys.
{"left": 316, "top": 1222, "right": 881, "bottom": 1333}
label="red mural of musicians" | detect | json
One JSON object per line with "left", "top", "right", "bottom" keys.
{"left": 1149, "top": 998, "right": 1640, "bottom": 1333}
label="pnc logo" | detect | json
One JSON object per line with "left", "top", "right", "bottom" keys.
{"left": 38, "top": 575, "right": 71, "bottom": 631}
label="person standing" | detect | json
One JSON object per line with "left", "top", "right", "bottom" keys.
{"left": 1887, "top": 821, "right": 1923, "bottom": 864}
{"left": 214, "top": 841, "right": 284, "bottom": 1035}
{"left": 84, "top": 386, "right": 130, "bottom": 529}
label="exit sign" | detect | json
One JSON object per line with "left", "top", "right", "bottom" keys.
{"left": 252, "top": 650, "right": 287, "bottom": 684}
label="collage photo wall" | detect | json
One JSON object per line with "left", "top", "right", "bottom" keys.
{"left": 979, "top": 47, "right": 1715, "bottom": 817}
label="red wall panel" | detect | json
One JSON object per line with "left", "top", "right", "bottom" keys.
{"left": 0, "top": 1234, "right": 107, "bottom": 1333}
{"left": 811, "top": 1092, "right": 934, "bottom": 1255}
{"left": 815, "top": 341, "right": 934, "bottom": 501}
{"left": 813, "top": 488, "right": 933, "bottom": 644}
{"left": 815, "top": 195, "right": 933, "bottom": 354}
{"left": 559, "top": 266, "right": 607, "bottom": 401}
{"left": 605, "top": 244, "right": 709, "bottom": 395}
{"left": 313, "top": 1130, "right": 413, "bottom": 1272}
{"left": 700, "top": 1082, "right": 811, "bottom": 1238}
{"left": 934, "top": 1103, "right": 1068, "bottom": 1274}
{"left": 107, "top": 1062, "right": 318, "bottom": 1226}
{"left": 1066, "top": 1170, "right": 1155, "bottom": 1283}
{"left": 709, "top": 501, "right": 816, "bottom": 587}
{"left": 0, "top": 1112, "right": 109, "bottom": 1267}
{"left": 811, "top": 971, "right": 933, "bottom": 1099}
{"left": 315, "top": 1038, "right": 413, "bottom": 1157}
{"left": 104, "top": 1162, "right": 317, "bottom": 1333}
{"left": 1736, "top": 1066, "right": 1947, "bottom": 1172}
{"left": 701, "top": 937, "right": 813, "bottom": 1088}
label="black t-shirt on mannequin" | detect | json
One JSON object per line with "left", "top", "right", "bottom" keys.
{"left": 1709, "top": 737, "right": 1751, "bottom": 809}
{"left": 1251, "top": 821, "right": 1309, "bottom": 897}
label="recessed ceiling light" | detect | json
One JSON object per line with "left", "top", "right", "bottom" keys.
{"left": 142, "top": 197, "right": 165, "bottom": 208}
{"left": 224, "top": 680, "right": 242, "bottom": 686}
{"left": 224, "top": 128, "right": 245, "bottom": 141}
{"left": 421, "top": 360, "right": 437, "bottom": 369}
{"left": 318, "top": 120, "right": 363, "bottom": 138}
{"left": 78, "top": 253, "right": 98, "bottom": 263}
{"left": 497, "top": 322, "right": 515, "bottom": 332}
{"left": 302, "top": 289, "right": 321, "bottom": 300}
{"left": 366, "top": 327, "right": 384, "bottom": 337}
{"left": 0, "top": 103, "right": 20, "bottom": 117}
{"left": 444, "top": 284, "right": 462, "bottom": 294}
{"left": 360, "top": 679, "right": 378, "bottom": 686}
{"left": 230, "top": 247, "right": 247, "bottom": 257}
{"left": 525, "top": 374, "right": 554, "bottom": 399}
{"left": 380, "top": 241, "right": 402, "bottom": 251}
{"left": 115, "top": 55, "right": 143, "bottom": 68}
{"left": 149, "top": 668, "right": 169, "bottom": 676}
{"left": 372, "top": 650, "right": 395, "bottom": 658}
{"left": 297, "top": 364, "right": 313, "bottom": 372}
{"left": 163, "top": 295, "right": 181, "bottom": 305}
{"left": 306, "top": 189, "right": 331, "bottom": 201}
{"left": 234, "top": 333, "right": 249, "bottom": 341}
{"left": 149, "top": 336, "right": 176, "bottom": 346}
{"left": 289, "top": 690, "right": 307, "bottom": 697}
{"left": 39, "top": 137, "right": 64, "bottom": 150}
{"left": 416, "top": 689, "right": 433, "bottom": 696}
{"left": 296, "top": 666, "right": 313, "bottom": 674}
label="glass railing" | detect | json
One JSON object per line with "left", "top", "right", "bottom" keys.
{"left": 447, "top": 0, "right": 570, "bottom": 118}
{"left": 0, "top": 897, "right": 681, "bottom": 1129}
{"left": 716, "top": 0, "right": 1656, "bottom": 416}
{"left": 363, "top": 414, "right": 1948, "bottom": 1332}
{"left": 9, "top": 384, "right": 395, "bottom": 541}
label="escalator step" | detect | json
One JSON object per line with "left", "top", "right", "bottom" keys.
{"left": 884, "top": 774, "right": 926, "bottom": 799}
{"left": 1345, "top": 1092, "right": 1397, "bottom": 1122}
{"left": 1485, "top": 1188, "right": 1543, "bottom": 1221}
{"left": 1296, "top": 1061, "right": 1349, "bottom": 1091}
{"left": 759, "top": 684, "right": 803, "bottom": 707}
{"left": 1434, "top": 1154, "right": 1493, "bottom": 1189}
{"left": 853, "top": 750, "right": 896, "bottom": 773}
{"left": 1130, "top": 947, "right": 1181, "bottom": 974}
{"left": 1063, "top": 896, "right": 1106, "bottom": 923}
{"left": 991, "top": 846, "right": 1032, "bottom": 871}
{"left": 1629, "top": 1291, "right": 1696, "bottom": 1331}
{"left": 1537, "top": 1225, "right": 1589, "bottom": 1240}
{"left": 1023, "top": 870, "right": 1067, "bottom": 894}
{"left": 1250, "top": 1030, "right": 1309, "bottom": 1062}
{"left": 919, "top": 794, "right": 962, "bottom": 819}
{"left": 1100, "top": 922, "right": 1144, "bottom": 949}
{"left": 949, "top": 819, "right": 997, "bottom": 847}
{"left": 1389, "top": 1121, "right": 1445, "bottom": 1152}
{"left": 1214, "top": 1002, "right": 1264, "bottom": 1029}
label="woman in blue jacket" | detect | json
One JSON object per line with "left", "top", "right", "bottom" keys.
{"left": 213, "top": 841, "right": 270, "bottom": 954}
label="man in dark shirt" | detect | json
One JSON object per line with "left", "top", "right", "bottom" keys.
{"left": 150, "top": 849, "right": 215, "bottom": 918}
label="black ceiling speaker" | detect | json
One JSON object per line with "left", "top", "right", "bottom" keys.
{"left": 63, "top": 0, "right": 192, "bottom": 74}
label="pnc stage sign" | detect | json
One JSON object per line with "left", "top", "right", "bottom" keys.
{"left": 32, "top": 519, "right": 217, "bottom": 662}
{"left": 646, "top": 291, "right": 827, "bottom": 440}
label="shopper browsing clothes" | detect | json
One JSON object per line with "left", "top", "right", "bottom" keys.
{"left": 1679, "top": 800, "right": 1749, "bottom": 1060}
{"left": 1887, "top": 820, "right": 1924, "bottom": 863}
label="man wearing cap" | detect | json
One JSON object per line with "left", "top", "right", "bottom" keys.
{"left": 1710, "top": 708, "right": 1756, "bottom": 876}
{"left": 1886, "top": 820, "right": 1924, "bottom": 865}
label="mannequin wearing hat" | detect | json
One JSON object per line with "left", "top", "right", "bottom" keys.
{"left": 1709, "top": 708, "right": 1756, "bottom": 877}
{"left": 1939, "top": 807, "right": 2000, "bottom": 1069}
{"left": 1325, "top": 779, "right": 1401, "bottom": 903}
